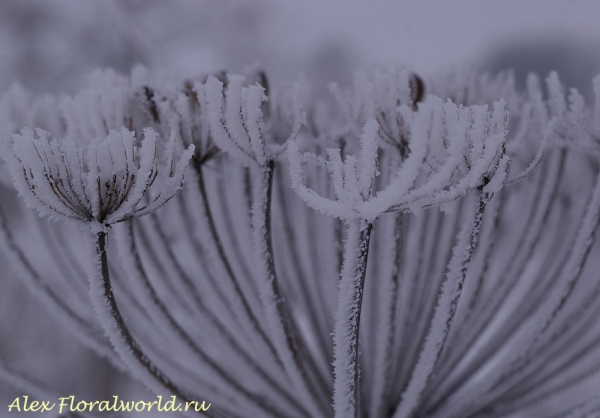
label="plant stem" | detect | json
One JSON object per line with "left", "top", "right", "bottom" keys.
{"left": 253, "top": 161, "right": 331, "bottom": 417}
{"left": 194, "top": 162, "right": 280, "bottom": 365}
{"left": 332, "top": 219, "right": 373, "bottom": 418}
{"left": 88, "top": 230, "right": 214, "bottom": 417}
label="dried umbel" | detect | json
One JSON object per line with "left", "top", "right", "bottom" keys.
{"left": 288, "top": 98, "right": 510, "bottom": 222}
{"left": 2, "top": 125, "right": 199, "bottom": 413}
{"left": 1, "top": 67, "right": 600, "bottom": 418}
{"left": 287, "top": 95, "right": 510, "bottom": 418}
{"left": 3, "top": 127, "right": 194, "bottom": 232}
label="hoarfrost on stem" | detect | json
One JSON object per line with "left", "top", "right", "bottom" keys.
{"left": 0, "top": 66, "right": 600, "bottom": 418}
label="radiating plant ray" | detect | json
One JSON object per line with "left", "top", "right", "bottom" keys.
{"left": 0, "top": 66, "right": 600, "bottom": 418}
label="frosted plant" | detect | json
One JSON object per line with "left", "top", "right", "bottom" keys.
{"left": 2, "top": 126, "right": 196, "bottom": 407}
{"left": 203, "top": 74, "right": 328, "bottom": 417}
{"left": 0, "top": 66, "right": 600, "bottom": 418}
{"left": 4, "top": 127, "right": 193, "bottom": 230}
{"left": 288, "top": 93, "right": 509, "bottom": 418}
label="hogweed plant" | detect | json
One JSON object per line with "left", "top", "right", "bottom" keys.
{"left": 0, "top": 66, "right": 600, "bottom": 417}
{"left": 4, "top": 125, "right": 196, "bottom": 404}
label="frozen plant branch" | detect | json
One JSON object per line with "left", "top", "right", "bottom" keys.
{"left": 205, "top": 74, "right": 329, "bottom": 416}
{"left": 1, "top": 125, "right": 206, "bottom": 414}
{"left": 1, "top": 66, "right": 600, "bottom": 418}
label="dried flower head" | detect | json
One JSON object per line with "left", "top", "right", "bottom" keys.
{"left": 3, "top": 127, "right": 194, "bottom": 232}
{"left": 288, "top": 97, "right": 510, "bottom": 222}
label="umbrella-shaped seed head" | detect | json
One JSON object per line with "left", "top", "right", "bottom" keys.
{"left": 4, "top": 127, "right": 194, "bottom": 233}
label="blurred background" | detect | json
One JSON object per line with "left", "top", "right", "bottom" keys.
{"left": 1, "top": 0, "right": 600, "bottom": 415}
{"left": 2, "top": 0, "right": 600, "bottom": 96}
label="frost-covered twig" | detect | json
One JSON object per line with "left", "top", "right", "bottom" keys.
{"left": 2, "top": 126, "right": 206, "bottom": 413}
{"left": 288, "top": 87, "right": 510, "bottom": 417}
{"left": 205, "top": 74, "right": 329, "bottom": 417}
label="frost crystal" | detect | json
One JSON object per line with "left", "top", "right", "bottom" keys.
{"left": 4, "top": 127, "right": 194, "bottom": 231}
{"left": 1, "top": 67, "right": 600, "bottom": 418}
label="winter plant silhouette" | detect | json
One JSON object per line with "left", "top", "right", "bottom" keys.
{"left": 1, "top": 67, "right": 600, "bottom": 418}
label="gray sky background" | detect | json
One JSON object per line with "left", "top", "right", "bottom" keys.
{"left": 2, "top": 0, "right": 600, "bottom": 94}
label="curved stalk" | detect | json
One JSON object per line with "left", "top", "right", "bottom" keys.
{"left": 118, "top": 221, "right": 307, "bottom": 417}
{"left": 86, "top": 230, "right": 216, "bottom": 418}
{"left": 392, "top": 192, "right": 488, "bottom": 418}
{"left": 252, "top": 161, "right": 331, "bottom": 417}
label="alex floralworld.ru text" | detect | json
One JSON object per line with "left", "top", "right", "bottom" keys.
{"left": 8, "top": 395, "right": 211, "bottom": 413}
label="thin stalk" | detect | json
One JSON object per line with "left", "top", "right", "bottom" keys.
{"left": 120, "top": 222, "right": 308, "bottom": 417}
{"left": 426, "top": 152, "right": 566, "bottom": 413}
{"left": 392, "top": 192, "right": 488, "bottom": 418}
{"left": 195, "top": 161, "right": 278, "bottom": 361}
{"left": 391, "top": 212, "right": 428, "bottom": 395}
{"left": 332, "top": 219, "right": 373, "bottom": 418}
{"left": 274, "top": 164, "right": 333, "bottom": 377}
{"left": 369, "top": 214, "right": 402, "bottom": 418}
{"left": 423, "top": 194, "right": 503, "bottom": 402}
{"left": 87, "top": 230, "right": 216, "bottom": 418}
{"left": 463, "top": 169, "right": 600, "bottom": 415}
{"left": 252, "top": 161, "right": 331, "bottom": 417}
